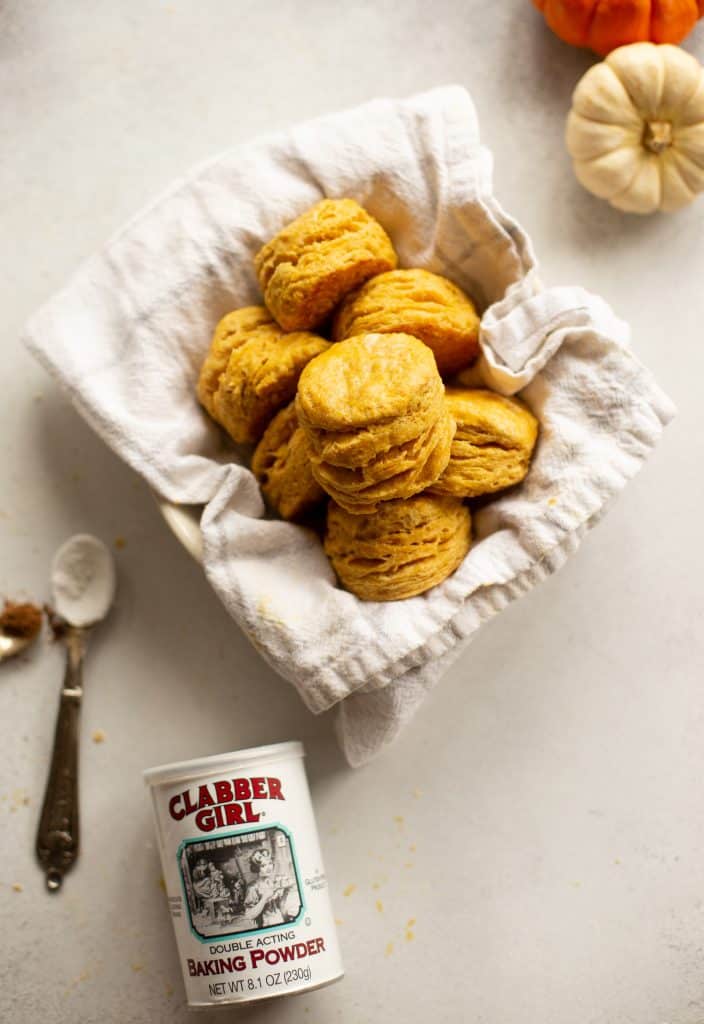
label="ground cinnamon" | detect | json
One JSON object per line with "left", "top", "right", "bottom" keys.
{"left": 0, "top": 601, "right": 43, "bottom": 641}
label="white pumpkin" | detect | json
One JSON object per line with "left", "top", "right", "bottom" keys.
{"left": 567, "top": 42, "right": 704, "bottom": 214}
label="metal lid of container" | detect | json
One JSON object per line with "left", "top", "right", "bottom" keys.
{"left": 143, "top": 740, "right": 304, "bottom": 787}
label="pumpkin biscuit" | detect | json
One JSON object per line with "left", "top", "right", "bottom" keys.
{"left": 333, "top": 268, "right": 480, "bottom": 376}
{"left": 313, "top": 410, "right": 456, "bottom": 515}
{"left": 301, "top": 383, "right": 445, "bottom": 470}
{"left": 296, "top": 333, "right": 453, "bottom": 513}
{"left": 197, "top": 306, "right": 330, "bottom": 444}
{"left": 429, "top": 388, "right": 539, "bottom": 498}
{"left": 325, "top": 494, "right": 472, "bottom": 602}
{"left": 197, "top": 306, "right": 273, "bottom": 417}
{"left": 251, "top": 402, "right": 325, "bottom": 521}
{"left": 254, "top": 198, "right": 397, "bottom": 331}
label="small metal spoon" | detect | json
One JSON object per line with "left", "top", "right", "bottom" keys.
{"left": 36, "top": 534, "right": 116, "bottom": 892}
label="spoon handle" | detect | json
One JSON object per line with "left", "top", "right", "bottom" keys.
{"left": 36, "top": 627, "right": 87, "bottom": 892}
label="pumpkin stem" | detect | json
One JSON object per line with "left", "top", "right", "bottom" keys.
{"left": 643, "top": 120, "right": 673, "bottom": 155}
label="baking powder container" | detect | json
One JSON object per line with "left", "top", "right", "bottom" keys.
{"left": 144, "top": 741, "right": 343, "bottom": 1009}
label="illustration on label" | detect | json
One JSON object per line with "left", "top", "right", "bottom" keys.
{"left": 179, "top": 826, "right": 304, "bottom": 940}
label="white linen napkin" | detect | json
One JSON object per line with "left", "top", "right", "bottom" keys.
{"left": 24, "top": 86, "right": 675, "bottom": 766}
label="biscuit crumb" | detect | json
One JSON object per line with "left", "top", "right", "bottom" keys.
{"left": 614, "top": 858, "right": 622, "bottom": 865}
{"left": 394, "top": 815, "right": 404, "bottom": 828}
{"left": 158, "top": 876, "right": 166, "bottom": 892}
{"left": 405, "top": 929, "right": 415, "bottom": 942}
{"left": 548, "top": 497, "right": 558, "bottom": 507}
{"left": 408, "top": 844, "right": 416, "bottom": 853}
{"left": 385, "top": 942, "right": 394, "bottom": 957}
{"left": 407, "top": 918, "right": 416, "bottom": 928}
{"left": 375, "top": 900, "right": 383, "bottom": 914}
{"left": 12, "top": 882, "right": 23, "bottom": 893}
{"left": 343, "top": 884, "right": 356, "bottom": 898}
{"left": 131, "top": 963, "right": 144, "bottom": 973}
{"left": 334, "top": 918, "right": 344, "bottom": 926}
{"left": 114, "top": 536, "right": 126, "bottom": 550}
{"left": 404, "top": 862, "right": 414, "bottom": 869}
{"left": 372, "top": 882, "right": 381, "bottom": 891}
{"left": 92, "top": 729, "right": 106, "bottom": 744}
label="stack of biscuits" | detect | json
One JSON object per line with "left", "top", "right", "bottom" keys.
{"left": 197, "top": 198, "right": 539, "bottom": 602}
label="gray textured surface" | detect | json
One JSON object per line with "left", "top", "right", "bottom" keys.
{"left": 1, "top": 3, "right": 703, "bottom": 1022}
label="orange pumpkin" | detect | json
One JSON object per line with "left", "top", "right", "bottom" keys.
{"left": 532, "top": 0, "right": 704, "bottom": 56}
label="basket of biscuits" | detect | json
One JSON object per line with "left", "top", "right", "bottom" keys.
{"left": 24, "top": 86, "right": 674, "bottom": 762}
{"left": 198, "top": 197, "right": 539, "bottom": 603}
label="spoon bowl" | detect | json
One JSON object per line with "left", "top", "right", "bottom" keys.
{"left": 51, "top": 534, "right": 116, "bottom": 628}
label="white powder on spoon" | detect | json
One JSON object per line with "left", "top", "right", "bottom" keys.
{"left": 51, "top": 535, "right": 116, "bottom": 627}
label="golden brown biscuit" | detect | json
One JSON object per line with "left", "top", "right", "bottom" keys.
{"left": 301, "top": 384, "right": 445, "bottom": 470}
{"left": 324, "top": 495, "right": 472, "bottom": 602}
{"left": 296, "top": 333, "right": 452, "bottom": 513}
{"left": 255, "top": 198, "right": 397, "bottom": 331}
{"left": 333, "top": 268, "right": 480, "bottom": 376}
{"left": 429, "top": 388, "right": 539, "bottom": 498}
{"left": 197, "top": 306, "right": 330, "bottom": 444}
{"left": 197, "top": 306, "right": 273, "bottom": 417}
{"left": 313, "top": 411, "right": 455, "bottom": 515}
{"left": 251, "top": 402, "right": 325, "bottom": 521}
{"left": 296, "top": 332, "right": 442, "bottom": 437}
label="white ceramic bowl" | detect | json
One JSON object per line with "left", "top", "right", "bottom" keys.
{"left": 158, "top": 500, "right": 203, "bottom": 563}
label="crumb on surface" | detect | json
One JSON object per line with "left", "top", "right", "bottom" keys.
{"left": 131, "top": 963, "right": 144, "bottom": 973}
{"left": 405, "top": 929, "right": 415, "bottom": 942}
{"left": 385, "top": 942, "right": 393, "bottom": 957}
{"left": 372, "top": 882, "right": 381, "bottom": 891}
{"left": 92, "top": 729, "right": 106, "bottom": 744}
{"left": 548, "top": 497, "right": 558, "bottom": 506}
{"left": 158, "top": 876, "right": 166, "bottom": 892}
{"left": 114, "top": 537, "right": 126, "bottom": 550}
{"left": 407, "top": 918, "right": 416, "bottom": 928}
{"left": 375, "top": 899, "right": 383, "bottom": 913}
{"left": 334, "top": 918, "right": 344, "bottom": 926}
{"left": 409, "top": 844, "right": 416, "bottom": 853}
{"left": 343, "top": 884, "right": 356, "bottom": 898}
{"left": 12, "top": 883, "right": 23, "bottom": 893}
{"left": 394, "top": 815, "right": 404, "bottom": 827}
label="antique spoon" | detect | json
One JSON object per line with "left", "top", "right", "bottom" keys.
{"left": 36, "top": 534, "right": 116, "bottom": 892}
